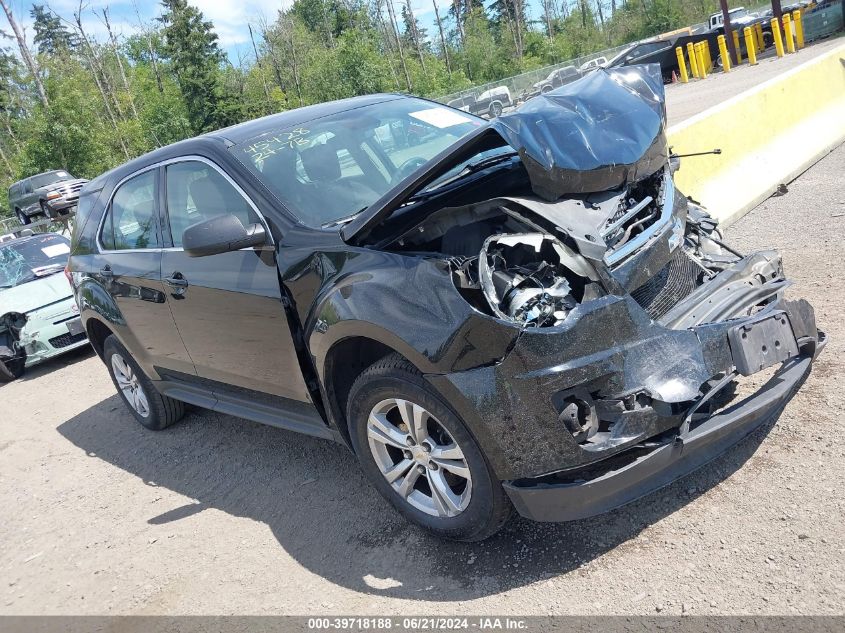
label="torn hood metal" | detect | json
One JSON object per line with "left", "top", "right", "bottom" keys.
{"left": 342, "top": 65, "right": 668, "bottom": 244}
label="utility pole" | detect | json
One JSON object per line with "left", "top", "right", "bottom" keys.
{"left": 719, "top": 0, "right": 739, "bottom": 66}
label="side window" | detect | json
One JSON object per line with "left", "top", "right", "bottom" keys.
{"left": 165, "top": 161, "right": 259, "bottom": 247}
{"left": 101, "top": 170, "right": 159, "bottom": 251}
{"left": 23, "top": 180, "right": 32, "bottom": 194}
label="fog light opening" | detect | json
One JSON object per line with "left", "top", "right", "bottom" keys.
{"left": 558, "top": 394, "right": 599, "bottom": 444}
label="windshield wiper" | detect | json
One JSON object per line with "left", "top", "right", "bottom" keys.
{"left": 413, "top": 151, "right": 519, "bottom": 200}
{"left": 321, "top": 207, "right": 367, "bottom": 229}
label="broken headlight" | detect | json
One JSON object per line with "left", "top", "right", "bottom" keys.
{"left": 469, "top": 233, "right": 599, "bottom": 328}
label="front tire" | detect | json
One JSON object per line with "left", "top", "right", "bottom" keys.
{"left": 348, "top": 354, "right": 512, "bottom": 541}
{"left": 15, "top": 208, "right": 30, "bottom": 226}
{"left": 0, "top": 357, "right": 25, "bottom": 382}
{"left": 40, "top": 200, "right": 54, "bottom": 219}
{"left": 103, "top": 335, "right": 184, "bottom": 431}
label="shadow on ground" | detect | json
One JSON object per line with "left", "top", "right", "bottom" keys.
{"left": 57, "top": 391, "right": 783, "bottom": 601}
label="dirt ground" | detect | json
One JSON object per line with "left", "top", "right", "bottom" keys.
{"left": 1, "top": 145, "right": 844, "bottom": 616}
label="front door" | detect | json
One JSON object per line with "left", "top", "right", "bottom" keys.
{"left": 97, "top": 168, "right": 196, "bottom": 377}
{"left": 159, "top": 158, "right": 310, "bottom": 402}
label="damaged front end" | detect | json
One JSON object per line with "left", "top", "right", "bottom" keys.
{"left": 0, "top": 312, "right": 27, "bottom": 381}
{"left": 345, "top": 66, "right": 825, "bottom": 521}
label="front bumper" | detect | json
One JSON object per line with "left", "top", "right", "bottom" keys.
{"left": 21, "top": 298, "right": 88, "bottom": 367}
{"left": 504, "top": 331, "right": 825, "bottom": 522}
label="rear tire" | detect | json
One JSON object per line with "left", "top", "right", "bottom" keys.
{"left": 348, "top": 354, "right": 512, "bottom": 541}
{"left": 103, "top": 335, "right": 184, "bottom": 431}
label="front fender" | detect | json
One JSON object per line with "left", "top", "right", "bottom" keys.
{"left": 305, "top": 253, "right": 520, "bottom": 381}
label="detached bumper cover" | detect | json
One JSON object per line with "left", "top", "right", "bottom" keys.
{"left": 504, "top": 331, "right": 826, "bottom": 522}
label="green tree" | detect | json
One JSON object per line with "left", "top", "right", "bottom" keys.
{"left": 30, "top": 5, "right": 77, "bottom": 56}
{"left": 158, "top": 0, "right": 237, "bottom": 134}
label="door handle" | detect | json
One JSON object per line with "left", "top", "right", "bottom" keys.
{"left": 164, "top": 272, "right": 188, "bottom": 288}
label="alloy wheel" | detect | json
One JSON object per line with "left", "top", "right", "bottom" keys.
{"left": 111, "top": 353, "right": 150, "bottom": 418}
{"left": 367, "top": 398, "right": 472, "bottom": 518}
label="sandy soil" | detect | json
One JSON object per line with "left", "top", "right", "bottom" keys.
{"left": 1, "top": 146, "right": 843, "bottom": 616}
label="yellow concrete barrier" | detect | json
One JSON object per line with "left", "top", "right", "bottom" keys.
{"left": 772, "top": 18, "right": 785, "bottom": 57}
{"left": 718, "top": 35, "right": 731, "bottom": 72}
{"left": 668, "top": 42, "right": 845, "bottom": 225}
{"left": 793, "top": 10, "right": 805, "bottom": 49}
{"left": 675, "top": 47, "right": 689, "bottom": 83}
{"left": 744, "top": 27, "right": 758, "bottom": 66}
{"left": 687, "top": 42, "right": 700, "bottom": 79}
{"left": 783, "top": 14, "right": 796, "bottom": 53}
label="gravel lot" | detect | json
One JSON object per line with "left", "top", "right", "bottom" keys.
{"left": 1, "top": 145, "right": 844, "bottom": 616}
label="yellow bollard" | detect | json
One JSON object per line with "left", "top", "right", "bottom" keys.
{"left": 694, "top": 43, "right": 702, "bottom": 78}
{"left": 744, "top": 27, "right": 758, "bottom": 65}
{"left": 687, "top": 41, "right": 700, "bottom": 78}
{"left": 675, "top": 47, "right": 689, "bottom": 83}
{"left": 718, "top": 35, "right": 731, "bottom": 72}
{"left": 771, "top": 18, "right": 785, "bottom": 57}
{"left": 783, "top": 14, "right": 796, "bottom": 53}
{"left": 703, "top": 40, "right": 712, "bottom": 71}
{"left": 792, "top": 10, "right": 805, "bottom": 49}
{"left": 732, "top": 29, "right": 743, "bottom": 64}
{"left": 755, "top": 22, "right": 765, "bottom": 52}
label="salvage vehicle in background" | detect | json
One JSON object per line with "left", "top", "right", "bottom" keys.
{"left": 531, "top": 65, "right": 581, "bottom": 94}
{"left": 8, "top": 170, "right": 89, "bottom": 225}
{"left": 67, "top": 71, "right": 825, "bottom": 540}
{"left": 0, "top": 233, "right": 87, "bottom": 381}
{"left": 606, "top": 33, "right": 721, "bottom": 82}
{"left": 447, "top": 85, "right": 513, "bottom": 118}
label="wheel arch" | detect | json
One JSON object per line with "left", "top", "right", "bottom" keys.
{"left": 321, "top": 335, "right": 405, "bottom": 449}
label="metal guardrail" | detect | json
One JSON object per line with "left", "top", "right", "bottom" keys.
{"left": 0, "top": 212, "right": 75, "bottom": 239}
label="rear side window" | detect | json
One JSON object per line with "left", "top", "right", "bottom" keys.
{"left": 164, "top": 161, "right": 259, "bottom": 247}
{"left": 101, "top": 170, "right": 160, "bottom": 250}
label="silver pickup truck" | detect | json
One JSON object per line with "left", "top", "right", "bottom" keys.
{"left": 8, "top": 170, "right": 89, "bottom": 225}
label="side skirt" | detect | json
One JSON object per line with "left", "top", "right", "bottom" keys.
{"left": 156, "top": 376, "right": 336, "bottom": 441}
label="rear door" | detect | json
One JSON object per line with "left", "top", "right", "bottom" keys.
{"left": 97, "top": 167, "right": 196, "bottom": 377}
{"left": 22, "top": 179, "right": 37, "bottom": 216}
{"left": 159, "top": 158, "right": 310, "bottom": 402}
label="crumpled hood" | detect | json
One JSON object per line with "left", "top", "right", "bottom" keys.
{"left": 342, "top": 65, "right": 668, "bottom": 244}
{"left": 491, "top": 64, "right": 667, "bottom": 200}
{"left": 0, "top": 274, "right": 73, "bottom": 315}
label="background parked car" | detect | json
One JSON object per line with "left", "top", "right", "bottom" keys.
{"left": 447, "top": 85, "right": 513, "bottom": 118}
{"left": 8, "top": 170, "right": 89, "bottom": 225}
{"left": 0, "top": 232, "right": 87, "bottom": 381}
{"left": 605, "top": 33, "right": 721, "bottom": 82}
{"left": 531, "top": 65, "right": 581, "bottom": 94}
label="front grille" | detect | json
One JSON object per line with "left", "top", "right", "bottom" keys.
{"left": 48, "top": 332, "right": 86, "bottom": 349}
{"left": 631, "top": 248, "right": 703, "bottom": 320}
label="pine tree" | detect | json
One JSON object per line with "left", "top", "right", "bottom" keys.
{"left": 158, "top": 0, "right": 235, "bottom": 134}
{"left": 30, "top": 5, "right": 77, "bottom": 55}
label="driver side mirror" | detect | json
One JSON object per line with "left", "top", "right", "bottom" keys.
{"left": 182, "top": 214, "right": 267, "bottom": 258}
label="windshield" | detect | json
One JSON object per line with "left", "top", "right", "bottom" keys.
{"left": 30, "top": 171, "right": 73, "bottom": 189}
{"left": 0, "top": 234, "right": 70, "bottom": 289}
{"left": 231, "top": 98, "right": 483, "bottom": 228}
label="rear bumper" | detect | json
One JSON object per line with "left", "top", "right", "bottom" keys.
{"left": 504, "top": 332, "right": 826, "bottom": 522}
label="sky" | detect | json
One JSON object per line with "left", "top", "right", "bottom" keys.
{"left": 2, "top": 0, "right": 542, "bottom": 63}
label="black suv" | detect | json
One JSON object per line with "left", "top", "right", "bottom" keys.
{"left": 68, "top": 75, "right": 824, "bottom": 541}
{"left": 9, "top": 170, "right": 88, "bottom": 225}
